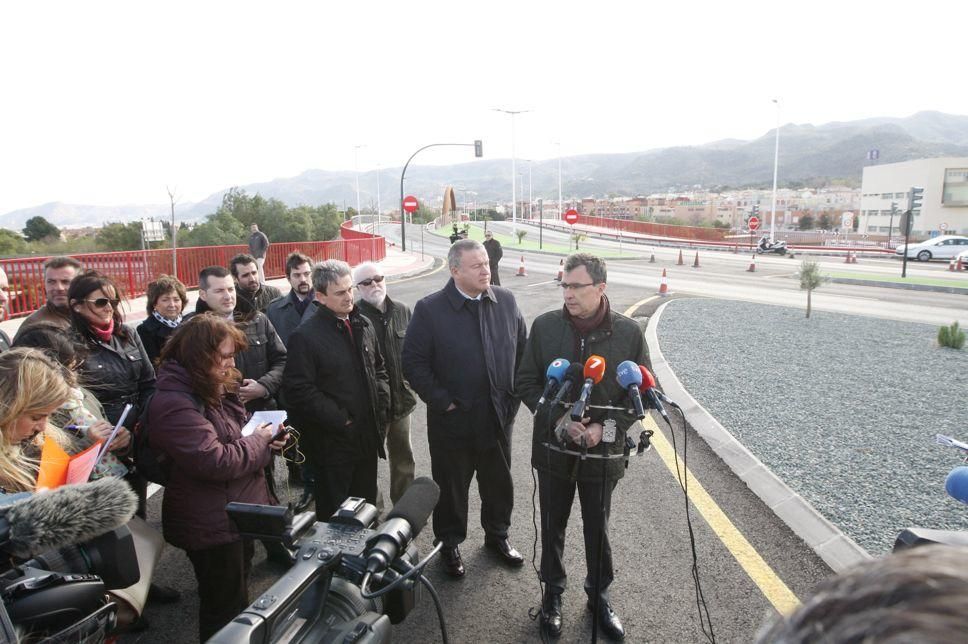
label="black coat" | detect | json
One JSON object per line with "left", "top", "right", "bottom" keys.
{"left": 266, "top": 292, "right": 317, "bottom": 347}
{"left": 356, "top": 296, "right": 417, "bottom": 422}
{"left": 76, "top": 326, "right": 156, "bottom": 427}
{"left": 136, "top": 314, "right": 180, "bottom": 364}
{"left": 402, "top": 278, "right": 526, "bottom": 449}
{"left": 282, "top": 304, "right": 390, "bottom": 463}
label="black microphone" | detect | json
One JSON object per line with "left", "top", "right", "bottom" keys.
{"left": 365, "top": 476, "right": 440, "bottom": 574}
{"left": 570, "top": 355, "right": 606, "bottom": 422}
{"left": 616, "top": 360, "right": 646, "bottom": 420}
{"left": 0, "top": 477, "right": 138, "bottom": 559}
{"left": 537, "top": 358, "right": 570, "bottom": 408}
{"left": 550, "top": 363, "right": 584, "bottom": 409}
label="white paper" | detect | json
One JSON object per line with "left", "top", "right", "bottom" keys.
{"left": 241, "top": 411, "right": 288, "bottom": 437}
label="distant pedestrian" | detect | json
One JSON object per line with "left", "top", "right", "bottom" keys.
{"left": 248, "top": 224, "right": 270, "bottom": 283}
{"left": 483, "top": 230, "right": 503, "bottom": 285}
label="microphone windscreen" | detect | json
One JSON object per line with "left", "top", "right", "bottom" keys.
{"left": 563, "top": 363, "right": 584, "bottom": 384}
{"left": 946, "top": 466, "right": 968, "bottom": 505}
{"left": 545, "top": 358, "right": 570, "bottom": 382}
{"left": 638, "top": 365, "right": 657, "bottom": 389}
{"left": 3, "top": 477, "right": 138, "bottom": 558}
{"left": 616, "top": 360, "right": 643, "bottom": 388}
{"left": 583, "top": 355, "right": 606, "bottom": 383}
{"left": 386, "top": 476, "right": 440, "bottom": 538}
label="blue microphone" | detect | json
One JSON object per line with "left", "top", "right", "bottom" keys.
{"left": 616, "top": 360, "right": 646, "bottom": 420}
{"left": 946, "top": 466, "right": 968, "bottom": 505}
{"left": 538, "top": 358, "right": 570, "bottom": 407}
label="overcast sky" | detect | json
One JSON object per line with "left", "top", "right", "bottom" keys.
{"left": 0, "top": 1, "right": 962, "bottom": 215}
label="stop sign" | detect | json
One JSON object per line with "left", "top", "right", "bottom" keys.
{"left": 402, "top": 195, "right": 419, "bottom": 213}
{"left": 748, "top": 216, "right": 760, "bottom": 231}
{"left": 564, "top": 209, "right": 579, "bottom": 225}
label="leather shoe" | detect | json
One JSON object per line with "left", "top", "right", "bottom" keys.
{"left": 588, "top": 599, "right": 625, "bottom": 641}
{"left": 541, "top": 593, "right": 563, "bottom": 638}
{"left": 484, "top": 536, "right": 524, "bottom": 566}
{"left": 441, "top": 545, "right": 465, "bottom": 577}
{"left": 294, "top": 488, "right": 315, "bottom": 513}
{"left": 147, "top": 583, "right": 181, "bottom": 605}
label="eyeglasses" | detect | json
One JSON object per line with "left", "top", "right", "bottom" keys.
{"left": 85, "top": 297, "right": 120, "bottom": 308}
{"left": 357, "top": 275, "right": 385, "bottom": 287}
{"left": 558, "top": 282, "right": 598, "bottom": 291}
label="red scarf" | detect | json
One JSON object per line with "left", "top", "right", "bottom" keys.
{"left": 91, "top": 319, "right": 115, "bottom": 343}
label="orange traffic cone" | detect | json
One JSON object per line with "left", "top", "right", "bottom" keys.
{"left": 949, "top": 259, "right": 956, "bottom": 272}
{"left": 658, "top": 268, "right": 669, "bottom": 296}
{"left": 555, "top": 259, "right": 563, "bottom": 281}
{"left": 677, "top": 249, "right": 684, "bottom": 266}
{"left": 747, "top": 254, "right": 756, "bottom": 272}
{"left": 851, "top": 253, "right": 859, "bottom": 264}
{"left": 957, "top": 257, "right": 965, "bottom": 271}
{"left": 692, "top": 251, "right": 701, "bottom": 268}
{"left": 516, "top": 255, "right": 527, "bottom": 277}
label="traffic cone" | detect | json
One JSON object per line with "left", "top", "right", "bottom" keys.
{"left": 516, "top": 255, "right": 527, "bottom": 277}
{"left": 677, "top": 250, "right": 684, "bottom": 265}
{"left": 958, "top": 257, "right": 965, "bottom": 271}
{"left": 949, "top": 259, "right": 956, "bottom": 272}
{"left": 747, "top": 254, "right": 756, "bottom": 272}
{"left": 649, "top": 249, "right": 656, "bottom": 263}
{"left": 851, "top": 253, "right": 859, "bottom": 264}
{"left": 692, "top": 251, "right": 701, "bottom": 268}
{"left": 844, "top": 251, "right": 852, "bottom": 264}
{"left": 555, "top": 259, "right": 563, "bottom": 281}
{"left": 658, "top": 269, "right": 669, "bottom": 296}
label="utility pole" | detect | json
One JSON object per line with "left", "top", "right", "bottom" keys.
{"left": 166, "top": 186, "right": 178, "bottom": 278}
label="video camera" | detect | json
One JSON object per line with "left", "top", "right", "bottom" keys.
{"left": 209, "top": 477, "right": 443, "bottom": 644}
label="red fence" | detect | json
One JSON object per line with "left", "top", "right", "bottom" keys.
{"left": 0, "top": 229, "right": 385, "bottom": 319}
{"left": 578, "top": 215, "right": 729, "bottom": 242}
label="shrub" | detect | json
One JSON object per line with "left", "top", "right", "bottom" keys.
{"left": 938, "top": 321, "right": 966, "bottom": 350}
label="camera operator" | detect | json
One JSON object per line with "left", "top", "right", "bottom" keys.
{"left": 148, "top": 314, "right": 288, "bottom": 641}
{"left": 516, "top": 253, "right": 648, "bottom": 640}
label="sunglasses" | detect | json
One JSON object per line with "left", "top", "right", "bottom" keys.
{"left": 85, "top": 297, "right": 120, "bottom": 308}
{"left": 357, "top": 275, "right": 385, "bottom": 287}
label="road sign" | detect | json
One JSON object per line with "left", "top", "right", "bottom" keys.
{"left": 841, "top": 212, "right": 854, "bottom": 229}
{"left": 564, "top": 209, "right": 579, "bottom": 225}
{"left": 940, "top": 222, "right": 948, "bottom": 231}
{"left": 748, "top": 216, "right": 760, "bottom": 231}
{"left": 402, "top": 195, "right": 419, "bottom": 213}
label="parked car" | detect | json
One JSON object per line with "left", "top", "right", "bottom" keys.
{"left": 894, "top": 235, "right": 968, "bottom": 261}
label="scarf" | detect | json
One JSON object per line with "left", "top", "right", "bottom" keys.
{"left": 564, "top": 294, "right": 611, "bottom": 340}
{"left": 152, "top": 309, "right": 182, "bottom": 328}
{"left": 91, "top": 319, "right": 115, "bottom": 343}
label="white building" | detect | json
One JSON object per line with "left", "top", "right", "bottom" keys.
{"left": 859, "top": 158, "right": 968, "bottom": 238}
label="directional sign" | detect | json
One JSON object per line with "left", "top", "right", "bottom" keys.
{"left": 748, "top": 216, "right": 760, "bottom": 231}
{"left": 402, "top": 195, "right": 419, "bottom": 213}
{"left": 564, "top": 209, "right": 579, "bottom": 225}
{"left": 940, "top": 222, "right": 949, "bottom": 231}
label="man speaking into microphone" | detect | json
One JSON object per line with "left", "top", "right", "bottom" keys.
{"left": 516, "top": 253, "right": 648, "bottom": 640}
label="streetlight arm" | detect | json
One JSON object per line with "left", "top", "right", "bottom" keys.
{"left": 399, "top": 142, "right": 476, "bottom": 252}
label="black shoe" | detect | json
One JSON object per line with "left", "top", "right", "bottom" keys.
{"left": 484, "top": 536, "right": 524, "bottom": 566}
{"left": 541, "top": 593, "right": 563, "bottom": 638}
{"left": 587, "top": 599, "right": 625, "bottom": 641}
{"left": 441, "top": 545, "right": 465, "bottom": 578}
{"left": 294, "top": 488, "right": 315, "bottom": 513}
{"left": 147, "top": 583, "right": 181, "bottom": 605}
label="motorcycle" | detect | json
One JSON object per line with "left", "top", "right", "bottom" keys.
{"left": 894, "top": 434, "right": 968, "bottom": 551}
{"left": 756, "top": 235, "right": 789, "bottom": 255}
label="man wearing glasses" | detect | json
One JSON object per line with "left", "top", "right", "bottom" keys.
{"left": 402, "top": 239, "right": 527, "bottom": 578}
{"left": 353, "top": 262, "right": 416, "bottom": 508}
{"left": 13, "top": 256, "right": 82, "bottom": 342}
{"left": 515, "top": 253, "right": 648, "bottom": 640}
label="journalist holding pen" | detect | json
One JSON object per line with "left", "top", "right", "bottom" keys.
{"left": 516, "top": 253, "right": 648, "bottom": 641}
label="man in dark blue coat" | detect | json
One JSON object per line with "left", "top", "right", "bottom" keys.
{"left": 402, "top": 239, "right": 527, "bottom": 577}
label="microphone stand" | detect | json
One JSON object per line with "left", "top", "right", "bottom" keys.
{"left": 590, "top": 430, "right": 610, "bottom": 644}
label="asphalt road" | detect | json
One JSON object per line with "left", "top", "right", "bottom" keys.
{"left": 123, "top": 237, "right": 836, "bottom": 643}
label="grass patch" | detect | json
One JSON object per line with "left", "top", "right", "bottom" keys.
{"left": 430, "top": 224, "right": 640, "bottom": 258}
{"left": 825, "top": 271, "right": 968, "bottom": 288}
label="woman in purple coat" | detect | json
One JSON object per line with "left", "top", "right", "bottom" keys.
{"left": 148, "top": 314, "right": 288, "bottom": 641}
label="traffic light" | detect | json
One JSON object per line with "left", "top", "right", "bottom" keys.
{"left": 474, "top": 139, "right": 483, "bottom": 158}
{"left": 751, "top": 203, "right": 760, "bottom": 216}
{"left": 891, "top": 201, "right": 898, "bottom": 216}
{"left": 908, "top": 186, "right": 924, "bottom": 212}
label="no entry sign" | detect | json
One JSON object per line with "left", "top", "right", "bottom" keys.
{"left": 748, "top": 216, "right": 760, "bottom": 231}
{"left": 564, "top": 209, "right": 579, "bottom": 225}
{"left": 402, "top": 196, "right": 419, "bottom": 213}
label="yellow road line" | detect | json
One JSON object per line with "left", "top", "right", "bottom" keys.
{"left": 625, "top": 300, "right": 800, "bottom": 614}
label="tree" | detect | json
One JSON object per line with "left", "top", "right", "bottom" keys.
{"left": 96, "top": 222, "right": 143, "bottom": 251}
{"left": 308, "top": 204, "right": 342, "bottom": 241}
{"left": 798, "top": 214, "right": 815, "bottom": 230}
{"left": 22, "top": 216, "right": 60, "bottom": 242}
{"left": 817, "top": 213, "right": 833, "bottom": 230}
{"left": 515, "top": 229, "right": 528, "bottom": 245}
{"left": 0, "top": 228, "right": 26, "bottom": 256}
{"left": 797, "top": 259, "right": 829, "bottom": 318}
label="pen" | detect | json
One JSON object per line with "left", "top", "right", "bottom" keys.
{"left": 64, "top": 424, "right": 90, "bottom": 433}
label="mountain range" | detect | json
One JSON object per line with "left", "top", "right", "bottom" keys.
{"left": 5, "top": 111, "right": 968, "bottom": 230}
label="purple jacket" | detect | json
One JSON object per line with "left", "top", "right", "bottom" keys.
{"left": 149, "top": 361, "right": 273, "bottom": 551}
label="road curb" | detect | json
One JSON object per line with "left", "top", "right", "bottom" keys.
{"left": 829, "top": 276, "right": 968, "bottom": 295}
{"left": 642, "top": 300, "right": 872, "bottom": 573}
{"left": 386, "top": 255, "right": 440, "bottom": 281}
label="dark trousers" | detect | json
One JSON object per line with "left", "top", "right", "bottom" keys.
{"left": 538, "top": 471, "right": 616, "bottom": 601}
{"left": 313, "top": 449, "right": 378, "bottom": 521}
{"left": 429, "top": 438, "right": 514, "bottom": 547}
{"left": 185, "top": 539, "right": 254, "bottom": 642}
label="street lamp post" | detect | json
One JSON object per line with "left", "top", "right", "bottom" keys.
{"left": 492, "top": 108, "right": 530, "bottom": 233}
{"left": 555, "top": 141, "right": 563, "bottom": 220}
{"left": 354, "top": 144, "right": 365, "bottom": 221}
{"left": 770, "top": 99, "right": 780, "bottom": 240}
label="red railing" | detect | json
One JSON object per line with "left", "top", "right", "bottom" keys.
{"left": 578, "top": 215, "right": 729, "bottom": 242}
{"left": 0, "top": 229, "right": 385, "bottom": 319}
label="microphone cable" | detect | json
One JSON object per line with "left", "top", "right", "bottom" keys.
{"left": 655, "top": 396, "right": 716, "bottom": 644}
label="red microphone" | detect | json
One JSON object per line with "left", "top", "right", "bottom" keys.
{"left": 570, "top": 355, "right": 606, "bottom": 421}
{"left": 638, "top": 365, "right": 668, "bottom": 420}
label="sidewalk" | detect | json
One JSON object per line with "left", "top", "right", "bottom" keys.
{"left": 0, "top": 247, "right": 436, "bottom": 338}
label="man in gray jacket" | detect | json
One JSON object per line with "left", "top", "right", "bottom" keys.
{"left": 248, "top": 223, "right": 270, "bottom": 283}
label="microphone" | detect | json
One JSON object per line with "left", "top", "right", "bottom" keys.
{"left": 0, "top": 477, "right": 138, "bottom": 559}
{"left": 616, "top": 360, "right": 646, "bottom": 420}
{"left": 570, "top": 355, "right": 606, "bottom": 421}
{"left": 537, "top": 358, "right": 570, "bottom": 408}
{"left": 550, "top": 363, "right": 584, "bottom": 409}
{"left": 365, "top": 476, "right": 440, "bottom": 574}
{"left": 638, "top": 365, "right": 669, "bottom": 421}
{"left": 946, "top": 466, "right": 968, "bottom": 505}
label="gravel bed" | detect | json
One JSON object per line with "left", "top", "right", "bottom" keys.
{"left": 655, "top": 297, "right": 968, "bottom": 555}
